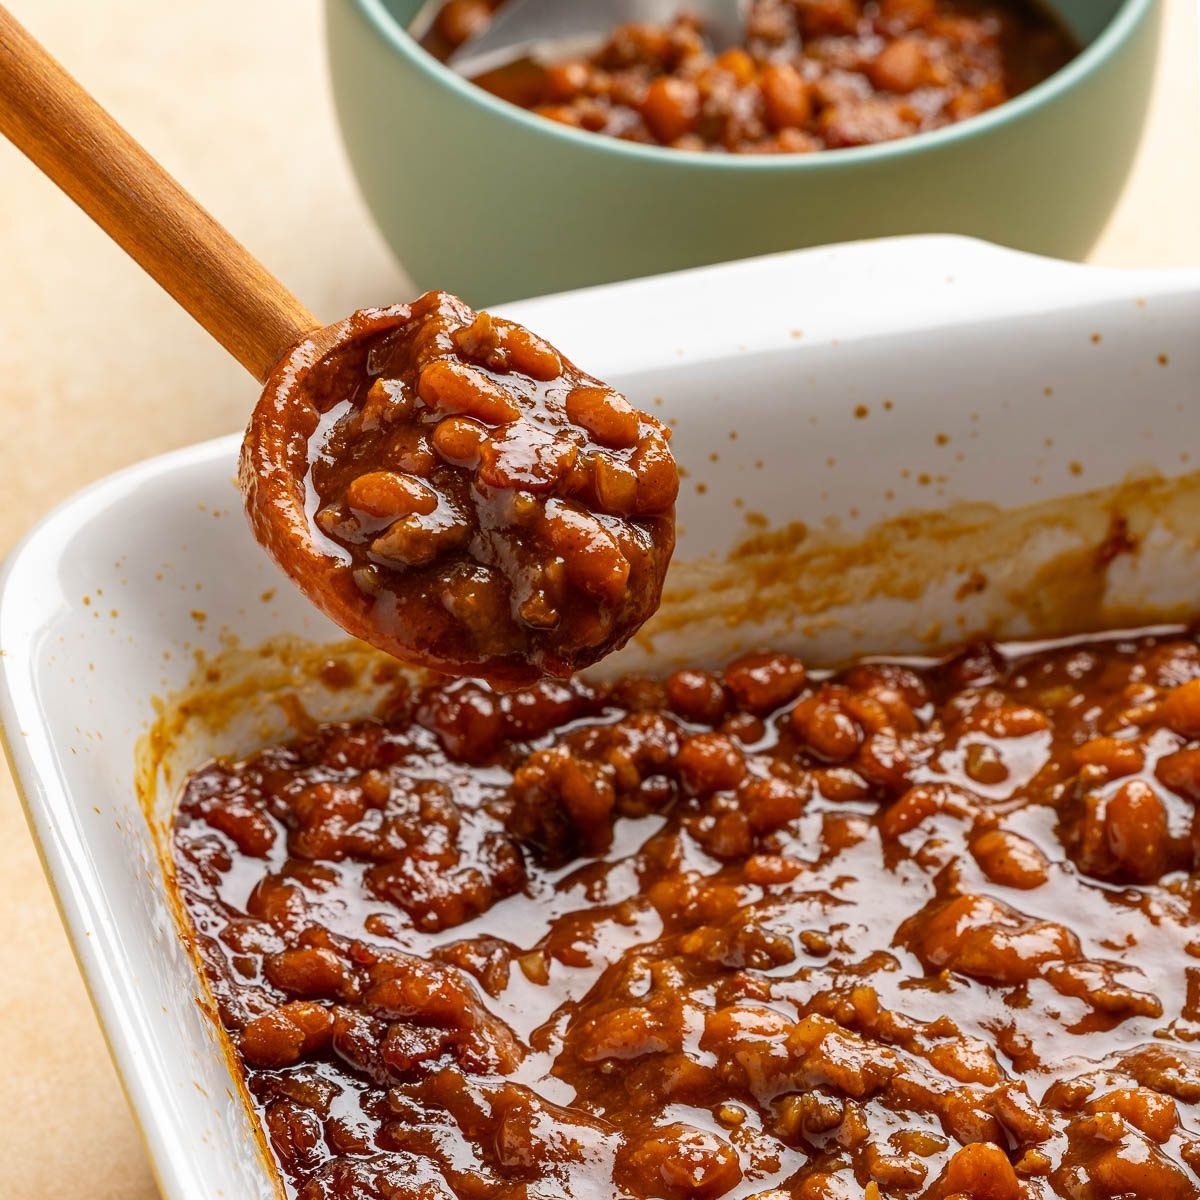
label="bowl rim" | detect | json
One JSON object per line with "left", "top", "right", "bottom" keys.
{"left": 347, "top": 0, "right": 1156, "bottom": 171}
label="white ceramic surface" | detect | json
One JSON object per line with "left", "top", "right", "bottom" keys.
{"left": 3, "top": 235, "right": 1200, "bottom": 1198}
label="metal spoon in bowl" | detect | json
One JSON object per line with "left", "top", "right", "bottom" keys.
{"left": 411, "top": 0, "right": 751, "bottom": 78}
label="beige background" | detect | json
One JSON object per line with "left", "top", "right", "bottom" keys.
{"left": 0, "top": 2, "right": 1196, "bottom": 1196}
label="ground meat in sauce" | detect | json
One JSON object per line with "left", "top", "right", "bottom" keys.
{"left": 173, "top": 630, "right": 1200, "bottom": 1199}
{"left": 240, "top": 291, "right": 677, "bottom": 683}
{"left": 423, "top": 0, "right": 1078, "bottom": 154}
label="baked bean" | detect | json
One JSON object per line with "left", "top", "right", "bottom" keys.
{"left": 1160, "top": 679, "right": 1200, "bottom": 737}
{"left": 500, "top": 325, "right": 561, "bottom": 380}
{"left": 723, "top": 652, "right": 807, "bottom": 714}
{"left": 245, "top": 873, "right": 307, "bottom": 933}
{"left": 841, "top": 692, "right": 896, "bottom": 736}
{"left": 943, "top": 642, "right": 1005, "bottom": 689}
{"left": 592, "top": 454, "right": 641, "bottom": 515}
{"left": 284, "top": 1001, "right": 336, "bottom": 1051}
{"left": 538, "top": 103, "right": 583, "bottom": 127}
{"left": 344, "top": 470, "right": 438, "bottom": 520}
{"left": 964, "top": 741, "right": 1009, "bottom": 786}
{"left": 759, "top": 62, "right": 812, "bottom": 131}
{"left": 880, "top": 0, "right": 936, "bottom": 24}
{"left": 848, "top": 662, "right": 930, "bottom": 707}
{"left": 265, "top": 946, "right": 352, "bottom": 999}
{"left": 359, "top": 377, "right": 414, "bottom": 430}
{"left": 971, "top": 829, "right": 1050, "bottom": 890}
{"left": 666, "top": 668, "right": 729, "bottom": 725}
{"left": 1087, "top": 1088, "right": 1177, "bottom": 1143}
{"left": 434, "top": 0, "right": 493, "bottom": 47}
{"left": 566, "top": 386, "right": 640, "bottom": 449}
{"left": 675, "top": 732, "right": 747, "bottom": 794}
{"left": 508, "top": 745, "right": 617, "bottom": 862}
{"left": 1106, "top": 780, "right": 1172, "bottom": 881}
{"left": 379, "top": 1021, "right": 454, "bottom": 1076}
{"left": 478, "top": 424, "right": 578, "bottom": 492}
{"left": 618, "top": 1124, "right": 742, "bottom": 1200}
{"left": 430, "top": 416, "right": 487, "bottom": 466}
{"left": 791, "top": 693, "right": 862, "bottom": 762}
{"left": 1073, "top": 736, "right": 1145, "bottom": 778}
{"left": 203, "top": 796, "right": 276, "bottom": 857}
{"left": 503, "top": 678, "right": 587, "bottom": 741}
{"left": 544, "top": 60, "right": 590, "bottom": 101}
{"left": 1058, "top": 1118, "right": 1197, "bottom": 1199}
{"left": 937, "top": 1142, "right": 1020, "bottom": 1200}
{"left": 1073, "top": 779, "right": 1172, "bottom": 884}
{"left": 819, "top": 97, "right": 916, "bottom": 148}
{"left": 854, "top": 731, "right": 915, "bottom": 794}
{"left": 369, "top": 510, "right": 468, "bottom": 569}
{"left": 866, "top": 1144, "right": 927, "bottom": 1191}
{"left": 240, "top": 1010, "right": 304, "bottom": 1069}
{"left": 630, "top": 433, "right": 680, "bottom": 514}
{"left": 818, "top": 0, "right": 873, "bottom": 32}
{"left": 743, "top": 853, "right": 805, "bottom": 884}
{"left": 241, "top": 1002, "right": 334, "bottom": 1069}
{"left": 740, "top": 775, "right": 807, "bottom": 832}
{"left": 902, "top": 893, "right": 1078, "bottom": 985}
{"left": 880, "top": 783, "right": 979, "bottom": 839}
{"left": 1156, "top": 747, "right": 1200, "bottom": 800}
{"left": 970, "top": 703, "right": 1051, "bottom": 738}
{"left": 714, "top": 47, "right": 756, "bottom": 85}
{"left": 265, "top": 1099, "right": 324, "bottom": 1178}
{"left": 538, "top": 502, "right": 630, "bottom": 603}
{"left": 418, "top": 680, "right": 506, "bottom": 763}
{"left": 641, "top": 77, "right": 702, "bottom": 143}
{"left": 578, "top": 1006, "right": 675, "bottom": 1062}
{"left": 723, "top": 711, "right": 767, "bottom": 745}
{"left": 868, "top": 35, "right": 933, "bottom": 93}
{"left": 418, "top": 359, "right": 521, "bottom": 424}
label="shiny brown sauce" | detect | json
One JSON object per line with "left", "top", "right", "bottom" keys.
{"left": 173, "top": 629, "right": 1200, "bottom": 1199}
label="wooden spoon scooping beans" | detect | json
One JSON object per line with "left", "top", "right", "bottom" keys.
{"left": 0, "top": 7, "right": 678, "bottom": 683}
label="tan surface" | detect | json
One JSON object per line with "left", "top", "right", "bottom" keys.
{"left": 0, "top": 2, "right": 1196, "bottom": 1196}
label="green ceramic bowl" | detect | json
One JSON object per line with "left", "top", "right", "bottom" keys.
{"left": 326, "top": 0, "right": 1161, "bottom": 305}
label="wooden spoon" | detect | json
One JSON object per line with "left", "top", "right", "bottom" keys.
{"left": 0, "top": 8, "right": 320, "bottom": 381}
{"left": 0, "top": 6, "right": 677, "bottom": 682}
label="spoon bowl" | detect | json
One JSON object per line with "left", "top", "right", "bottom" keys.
{"left": 241, "top": 295, "right": 678, "bottom": 684}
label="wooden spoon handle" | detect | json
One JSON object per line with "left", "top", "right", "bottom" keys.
{"left": 0, "top": 5, "right": 319, "bottom": 382}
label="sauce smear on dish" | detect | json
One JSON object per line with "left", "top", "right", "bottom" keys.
{"left": 425, "top": 0, "right": 1078, "bottom": 153}
{"left": 175, "top": 628, "right": 1200, "bottom": 1199}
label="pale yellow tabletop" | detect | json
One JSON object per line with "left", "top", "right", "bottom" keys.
{"left": 0, "top": 3, "right": 1196, "bottom": 1196}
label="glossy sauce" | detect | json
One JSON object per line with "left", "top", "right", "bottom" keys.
{"left": 174, "top": 630, "right": 1200, "bottom": 1199}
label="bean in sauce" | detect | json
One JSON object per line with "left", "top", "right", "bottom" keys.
{"left": 424, "top": 0, "right": 1079, "bottom": 154}
{"left": 241, "top": 292, "right": 677, "bottom": 683}
{"left": 174, "top": 629, "right": 1200, "bottom": 1199}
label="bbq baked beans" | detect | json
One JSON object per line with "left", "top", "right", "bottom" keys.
{"left": 241, "top": 292, "right": 677, "bottom": 683}
{"left": 175, "top": 628, "right": 1200, "bottom": 1199}
{"left": 424, "top": 0, "right": 1078, "bottom": 153}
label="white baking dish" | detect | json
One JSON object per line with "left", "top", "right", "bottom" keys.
{"left": 3, "top": 236, "right": 1200, "bottom": 1199}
